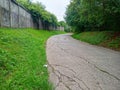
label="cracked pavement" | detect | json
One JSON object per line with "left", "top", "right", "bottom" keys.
{"left": 46, "top": 34, "right": 120, "bottom": 90}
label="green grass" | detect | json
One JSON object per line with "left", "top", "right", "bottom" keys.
{"left": 72, "top": 31, "right": 120, "bottom": 51}
{"left": 0, "top": 28, "right": 65, "bottom": 90}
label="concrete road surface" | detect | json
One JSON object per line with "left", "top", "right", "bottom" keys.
{"left": 46, "top": 34, "right": 120, "bottom": 90}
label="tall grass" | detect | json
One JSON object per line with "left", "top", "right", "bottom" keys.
{"left": 72, "top": 31, "right": 120, "bottom": 51}
{"left": 0, "top": 28, "right": 65, "bottom": 90}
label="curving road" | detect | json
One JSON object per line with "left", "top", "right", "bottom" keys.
{"left": 46, "top": 34, "right": 120, "bottom": 90}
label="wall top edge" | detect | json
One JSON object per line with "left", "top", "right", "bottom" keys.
{"left": 11, "top": 0, "right": 30, "bottom": 13}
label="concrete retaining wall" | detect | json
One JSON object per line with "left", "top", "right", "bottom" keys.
{"left": 0, "top": 0, "right": 34, "bottom": 28}
{"left": 0, "top": 0, "right": 57, "bottom": 30}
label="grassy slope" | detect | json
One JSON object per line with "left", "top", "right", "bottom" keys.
{"left": 72, "top": 31, "right": 120, "bottom": 51}
{"left": 0, "top": 28, "right": 65, "bottom": 90}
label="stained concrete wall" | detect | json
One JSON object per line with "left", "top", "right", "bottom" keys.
{"left": 0, "top": 0, "right": 56, "bottom": 30}
{"left": 0, "top": 0, "right": 33, "bottom": 28}
{"left": 57, "top": 26, "right": 64, "bottom": 31}
{"left": 39, "top": 19, "right": 43, "bottom": 29}
{"left": 0, "top": 0, "right": 10, "bottom": 27}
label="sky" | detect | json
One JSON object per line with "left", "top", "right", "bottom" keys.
{"left": 32, "top": 0, "right": 70, "bottom": 21}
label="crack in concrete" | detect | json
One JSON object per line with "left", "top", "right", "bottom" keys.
{"left": 48, "top": 63, "right": 71, "bottom": 90}
{"left": 72, "top": 75, "right": 90, "bottom": 90}
{"left": 77, "top": 55, "right": 120, "bottom": 81}
{"left": 51, "top": 64, "right": 76, "bottom": 74}
{"left": 56, "top": 69, "right": 84, "bottom": 90}
{"left": 57, "top": 45, "right": 120, "bottom": 82}
{"left": 47, "top": 35, "right": 120, "bottom": 90}
{"left": 48, "top": 62, "right": 85, "bottom": 90}
{"left": 48, "top": 63, "right": 62, "bottom": 89}
{"left": 94, "top": 65, "right": 120, "bottom": 81}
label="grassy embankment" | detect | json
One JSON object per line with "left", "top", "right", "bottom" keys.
{"left": 0, "top": 28, "right": 65, "bottom": 90}
{"left": 72, "top": 31, "right": 120, "bottom": 51}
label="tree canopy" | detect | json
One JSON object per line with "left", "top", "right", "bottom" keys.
{"left": 65, "top": 0, "right": 120, "bottom": 32}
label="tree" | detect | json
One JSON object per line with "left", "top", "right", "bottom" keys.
{"left": 65, "top": 0, "right": 120, "bottom": 32}
{"left": 58, "top": 21, "right": 66, "bottom": 27}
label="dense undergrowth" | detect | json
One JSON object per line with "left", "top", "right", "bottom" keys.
{"left": 0, "top": 28, "right": 65, "bottom": 90}
{"left": 72, "top": 31, "right": 120, "bottom": 51}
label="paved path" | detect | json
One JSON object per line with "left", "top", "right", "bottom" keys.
{"left": 46, "top": 34, "right": 120, "bottom": 90}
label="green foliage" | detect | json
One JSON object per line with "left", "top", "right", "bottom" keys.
{"left": 57, "top": 21, "right": 72, "bottom": 32}
{"left": 73, "top": 31, "right": 108, "bottom": 44}
{"left": 72, "top": 31, "right": 120, "bottom": 50}
{"left": 65, "top": 0, "right": 120, "bottom": 32}
{"left": 16, "top": 0, "right": 58, "bottom": 27}
{"left": 58, "top": 21, "right": 66, "bottom": 27}
{"left": 0, "top": 28, "right": 65, "bottom": 89}
{"left": 109, "top": 38, "right": 120, "bottom": 48}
